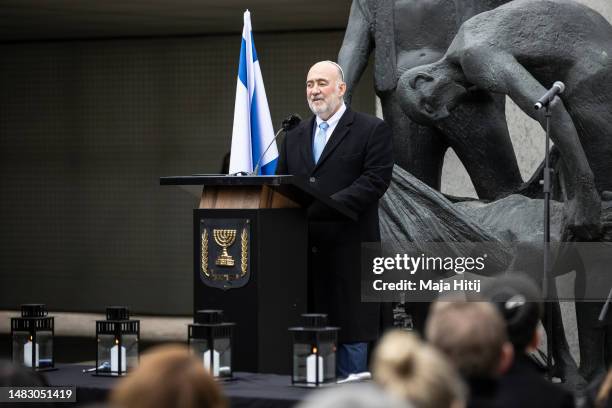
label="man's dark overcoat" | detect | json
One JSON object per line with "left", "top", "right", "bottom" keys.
{"left": 276, "top": 108, "right": 393, "bottom": 342}
{"left": 496, "top": 354, "right": 575, "bottom": 408}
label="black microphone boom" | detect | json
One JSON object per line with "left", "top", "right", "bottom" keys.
{"left": 534, "top": 81, "right": 565, "bottom": 110}
{"left": 251, "top": 113, "right": 302, "bottom": 175}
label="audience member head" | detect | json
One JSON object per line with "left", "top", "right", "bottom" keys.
{"left": 425, "top": 300, "right": 513, "bottom": 379}
{"left": 372, "top": 330, "right": 466, "bottom": 408}
{"left": 483, "top": 274, "right": 543, "bottom": 353}
{"left": 0, "top": 360, "right": 49, "bottom": 408}
{"left": 296, "top": 382, "right": 412, "bottom": 408}
{"left": 111, "top": 344, "right": 226, "bottom": 408}
{"left": 595, "top": 368, "right": 612, "bottom": 408}
{"left": 0, "top": 359, "right": 47, "bottom": 386}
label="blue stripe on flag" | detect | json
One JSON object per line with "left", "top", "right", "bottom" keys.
{"left": 238, "top": 38, "right": 247, "bottom": 87}
{"left": 250, "top": 87, "right": 262, "bottom": 171}
{"left": 260, "top": 157, "right": 278, "bottom": 176}
{"left": 251, "top": 33, "right": 258, "bottom": 62}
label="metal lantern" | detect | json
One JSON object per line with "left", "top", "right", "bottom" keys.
{"left": 11, "top": 304, "right": 55, "bottom": 371}
{"left": 188, "top": 310, "right": 235, "bottom": 379}
{"left": 95, "top": 306, "right": 139, "bottom": 376}
{"left": 289, "top": 313, "right": 339, "bottom": 387}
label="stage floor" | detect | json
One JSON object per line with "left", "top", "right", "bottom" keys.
{"left": 45, "top": 364, "right": 313, "bottom": 408}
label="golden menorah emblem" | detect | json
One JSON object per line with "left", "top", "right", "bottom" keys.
{"left": 213, "top": 229, "right": 237, "bottom": 266}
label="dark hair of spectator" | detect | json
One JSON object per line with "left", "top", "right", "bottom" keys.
{"left": 483, "top": 274, "right": 543, "bottom": 351}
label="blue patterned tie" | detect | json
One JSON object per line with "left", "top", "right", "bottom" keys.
{"left": 313, "top": 122, "right": 329, "bottom": 164}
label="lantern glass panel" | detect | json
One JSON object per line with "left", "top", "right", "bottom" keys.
{"left": 292, "top": 342, "right": 313, "bottom": 383}
{"left": 190, "top": 337, "right": 232, "bottom": 377}
{"left": 12, "top": 331, "right": 32, "bottom": 367}
{"left": 216, "top": 336, "right": 232, "bottom": 377}
{"left": 36, "top": 331, "right": 53, "bottom": 368}
{"left": 97, "top": 334, "right": 138, "bottom": 374}
{"left": 292, "top": 340, "right": 335, "bottom": 384}
{"left": 189, "top": 337, "right": 209, "bottom": 360}
{"left": 97, "top": 334, "right": 115, "bottom": 373}
{"left": 123, "top": 334, "right": 139, "bottom": 372}
{"left": 318, "top": 339, "right": 336, "bottom": 382}
{"left": 190, "top": 338, "right": 214, "bottom": 375}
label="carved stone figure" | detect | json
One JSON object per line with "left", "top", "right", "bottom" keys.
{"left": 338, "top": 0, "right": 522, "bottom": 200}
{"left": 398, "top": 0, "right": 611, "bottom": 238}
{"left": 397, "top": 0, "right": 612, "bottom": 382}
{"left": 381, "top": 164, "right": 612, "bottom": 385}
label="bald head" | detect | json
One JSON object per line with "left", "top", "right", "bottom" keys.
{"left": 306, "top": 61, "right": 346, "bottom": 120}
{"left": 308, "top": 60, "right": 345, "bottom": 82}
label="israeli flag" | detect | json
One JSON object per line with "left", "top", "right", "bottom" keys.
{"left": 229, "top": 10, "right": 277, "bottom": 175}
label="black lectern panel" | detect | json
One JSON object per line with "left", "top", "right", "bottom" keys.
{"left": 193, "top": 209, "right": 307, "bottom": 374}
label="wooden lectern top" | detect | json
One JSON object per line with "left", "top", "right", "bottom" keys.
{"left": 199, "top": 184, "right": 298, "bottom": 209}
{"left": 159, "top": 175, "right": 356, "bottom": 220}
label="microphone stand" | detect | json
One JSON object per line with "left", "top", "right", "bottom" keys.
{"left": 599, "top": 287, "right": 612, "bottom": 323}
{"left": 542, "top": 105, "right": 554, "bottom": 379}
{"left": 251, "top": 127, "right": 284, "bottom": 176}
{"left": 250, "top": 114, "right": 301, "bottom": 176}
{"left": 534, "top": 84, "right": 565, "bottom": 380}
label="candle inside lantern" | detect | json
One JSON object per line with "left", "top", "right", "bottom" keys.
{"left": 23, "top": 338, "right": 39, "bottom": 368}
{"left": 203, "top": 349, "right": 220, "bottom": 376}
{"left": 306, "top": 347, "right": 324, "bottom": 383}
{"left": 111, "top": 340, "right": 127, "bottom": 373}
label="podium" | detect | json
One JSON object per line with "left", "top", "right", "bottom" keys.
{"left": 160, "top": 175, "right": 355, "bottom": 374}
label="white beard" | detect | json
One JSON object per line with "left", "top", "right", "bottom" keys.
{"left": 308, "top": 97, "right": 341, "bottom": 118}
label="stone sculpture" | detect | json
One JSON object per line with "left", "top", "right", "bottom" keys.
{"left": 398, "top": 0, "right": 610, "bottom": 239}
{"left": 396, "top": 0, "right": 612, "bottom": 383}
{"left": 338, "top": 0, "right": 522, "bottom": 200}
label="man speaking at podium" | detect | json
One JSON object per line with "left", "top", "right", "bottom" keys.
{"left": 276, "top": 60, "right": 393, "bottom": 376}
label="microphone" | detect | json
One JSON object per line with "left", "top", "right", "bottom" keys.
{"left": 534, "top": 81, "right": 565, "bottom": 110}
{"left": 280, "top": 113, "right": 302, "bottom": 131}
{"left": 251, "top": 113, "right": 301, "bottom": 175}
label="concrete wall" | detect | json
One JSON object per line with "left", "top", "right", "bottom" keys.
{"left": 0, "top": 31, "right": 375, "bottom": 315}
